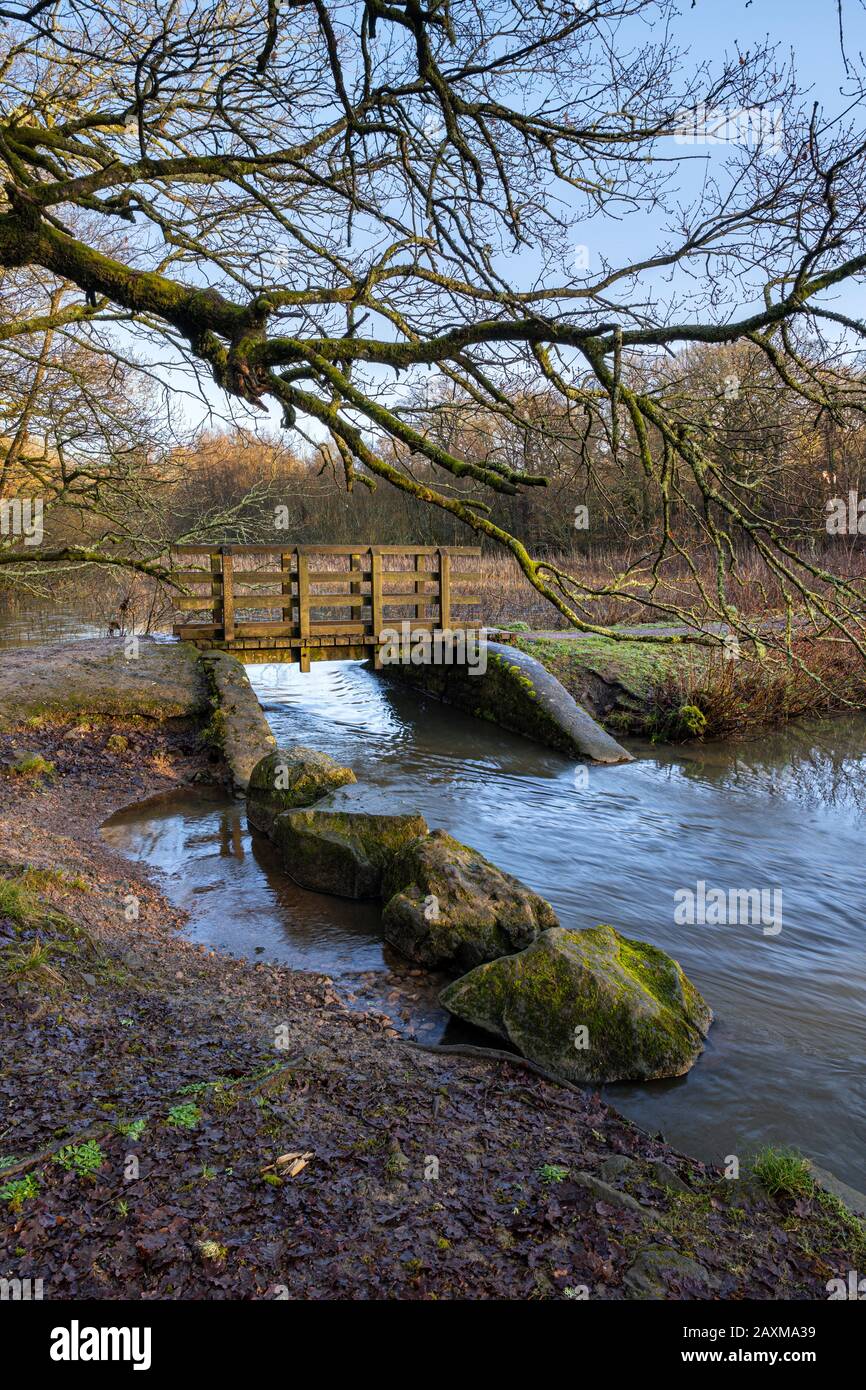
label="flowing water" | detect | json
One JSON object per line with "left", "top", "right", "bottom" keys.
{"left": 102, "top": 659, "right": 866, "bottom": 1187}
{"left": 4, "top": 607, "right": 864, "bottom": 1186}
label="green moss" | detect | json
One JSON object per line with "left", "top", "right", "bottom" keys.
{"left": 382, "top": 828, "right": 557, "bottom": 968}
{"left": 0, "top": 875, "right": 41, "bottom": 926}
{"left": 247, "top": 747, "right": 356, "bottom": 822}
{"left": 4, "top": 753, "right": 55, "bottom": 781}
{"left": 441, "top": 925, "right": 711, "bottom": 1085}
{"left": 199, "top": 706, "right": 227, "bottom": 750}
{"left": 271, "top": 808, "right": 429, "bottom": 900}
{"left": 516, "top": 633, "right": 688, "bottom": 694}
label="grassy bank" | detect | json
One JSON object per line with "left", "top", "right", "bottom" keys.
{"left": 517, "top": 633, "right": 866, "bottom": 741}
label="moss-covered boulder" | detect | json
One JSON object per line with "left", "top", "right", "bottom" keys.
{"left": 247, "top": 746, "right": 356, "bottom": 832}
{"left": 271, "top": 809, "right": 429, "bottom": 898}
{"left": 439, "top": 925, "right": 712, "bottom": 1084}
{"left": 381, "top": 829, "right": 558, "bottom": 969}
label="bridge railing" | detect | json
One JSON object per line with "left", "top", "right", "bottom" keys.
{"left": 169, "top": 544, "right": 481, "bottom": 668}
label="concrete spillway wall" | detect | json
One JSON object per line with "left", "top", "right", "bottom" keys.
{"left": 373, "top": 641, "right": 632, "bottom": 765}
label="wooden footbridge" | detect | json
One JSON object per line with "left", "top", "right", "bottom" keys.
{"left": 170, "top": 544, "right": 481, "bottom": 669}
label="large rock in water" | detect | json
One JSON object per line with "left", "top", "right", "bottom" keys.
{"left": 247, "top": 746, "right": 356, "bottom": 833}
{"left": 439, "top": 925, "right": 712, "bottom": 1084}
{"left": 271, "top": 809, "right": 429, "bottom": 898}
{"left": 381, "top": 829, "right": 558, "bottom": 969}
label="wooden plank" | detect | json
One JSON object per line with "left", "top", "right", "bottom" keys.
{"left": 171, "top": 543, "right": 480, "bottom": 557}
{"left": 232, "top": 621, "right": 296, "bottom": 637}
{"left": 370, "top": 548, "right": 383, "bottom": 669}
{"left": 307, "top": 568, "right": 366, "bottom": 583}
{"left": 210, "top": 552, "right": 224, "bottom": 637}
{"left": 308, "top": 621, "right": 367, "bottom": 635}
{"left": 380, "top": 592, "right": 439, "bottom": 603}
{"left": 232, "top": 571, "right": 295, "bottom": 585}
{"left": 297, "top": 544, "right": 379, "bottom": 556}
{"left": 379, "top": 569, "right": 438, "bottom": 581}
{"left": 174, "top": 596, "right": 216, "bottom": 611}
{"left": 350, "top": 552, "right": 363, "bottom": 634}
{"left": 168, "top": 570, "right": 215, "bottom": 582}
{"left": 221, "top": 551, "right": 235, "bottom": 642}
{"left": 370, "top": 545, "right": 481, "bottom": 556}
{"left": 306, "top": 593, "right": 366, "bottom": 608}
{"left": 172, "top": 624, "right": 221, "bottom": 638}
{"left": 297, "top": 550, "right": 310, "bottom": 639}
{"left": 438, "top": 549, "right": 452, "bottom": 629}
{"left": 233, "top": 597, "right": 294, "bottom": 611}
{"left": 281, "top": 551, "right": 295, "bottom": 638}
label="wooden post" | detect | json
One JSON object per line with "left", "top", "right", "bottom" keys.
{"left": 210, "top": 551, "right": 224, "bottom": 637}
{"left": 297, "top": 549, "right": 310, "bottom": 672}
{"left": 438, "top": 548, "right": 451, "bottom": 631}
{"left": 221, "top": 549, "right": 234, "bottom": 643}
{"left": 281, "top": 550, "right": 293, "bottom": 631}
{"left": 297, "top": 551, "right": 310, "bottom": 638}
{"left": 414, "top": 551, "right": 424, "bottom": 623}
{"left": 370, "top": 547, "right": 383, "bottom": 669}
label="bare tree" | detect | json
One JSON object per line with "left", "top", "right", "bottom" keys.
{"left": 1, "top": 0, "right": 865, "bottom": 660}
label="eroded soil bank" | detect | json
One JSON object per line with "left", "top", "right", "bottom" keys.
{"left": 0, "top": 640, "right": 863, "bottom": 1299}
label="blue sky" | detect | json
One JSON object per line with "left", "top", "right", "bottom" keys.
{"left": 178, "top": 0, "right": 866, "bottom": 438}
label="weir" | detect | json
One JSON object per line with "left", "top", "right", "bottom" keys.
{"left": 172, "top": 542, "right": 631, "bottom": 764}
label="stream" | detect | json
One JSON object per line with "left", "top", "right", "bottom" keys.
{"left": 100, "top": 657, "right": 866, "bottom": 1188}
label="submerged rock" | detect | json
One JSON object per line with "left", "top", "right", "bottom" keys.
{"left": 439, "top": 924, "right": 712, "bottom": 1085}
{"left": 247, "top": 746, "right": 356, "bottom": 833}
{"left": 807, "top": 1165, "right": 866, "bottom": 1220}
{"left": 381, "top": 829, "right": 558, "bottom": 969}
{"left": 271, "top": 809, "right": 429, "bottom": 898}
